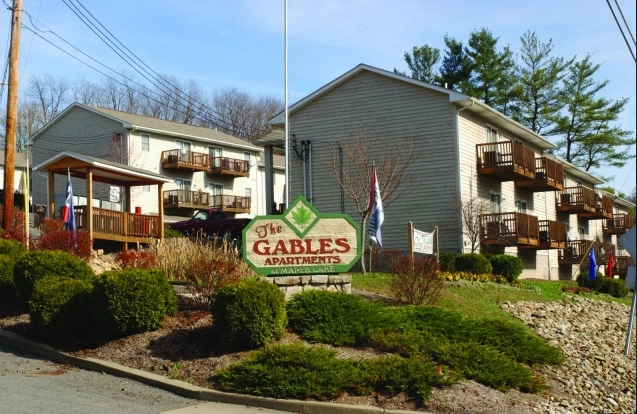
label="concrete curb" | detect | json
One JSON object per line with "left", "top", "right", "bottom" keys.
{"left": 0, "top": 329, "right": 430, "bottom": 414}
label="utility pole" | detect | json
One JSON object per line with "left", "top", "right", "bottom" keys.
{"left": 3, "top": 0, "right": 22, "bottom": 231}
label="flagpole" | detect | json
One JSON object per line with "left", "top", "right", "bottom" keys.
{"left": 283, "top": 0, "right": 289, "bottom": 209}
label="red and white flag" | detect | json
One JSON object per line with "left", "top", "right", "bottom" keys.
{"left": 367, "top": 165, "right": 384, "bottom": 247}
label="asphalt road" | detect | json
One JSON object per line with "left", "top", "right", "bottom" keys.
{"left": 0, "top": 343, "right": 195, "bottom": 414}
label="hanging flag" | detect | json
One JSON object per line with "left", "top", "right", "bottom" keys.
{"left": 606, "top": 253, "right": 615, "bottom": 278}
{"left": 588, "top": 246, "right": 597, "bottom": 280}
{"left": 367, "top": 165, "right": 384, "bottom": 248}
{"left": 63, "top": 169, "right": 76, "bottom": 231}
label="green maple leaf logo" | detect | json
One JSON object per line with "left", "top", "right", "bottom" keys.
{"left": 292, "top": 205, "right": 312, "bottom": 228}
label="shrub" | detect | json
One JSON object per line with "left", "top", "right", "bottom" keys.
{"left": 438, "top": 271, "right": 508, "bottom": 284}
{"left": 454, "top": 253, "right": 492, "bottom": 275}
{"left": 13, "top": 250, "right": 95, "bottom": 301}
{"left": 438, "top": 252, "right": 456, "bottom": 272}
{"left": 0, "top": 255, "right": 17, "bottom": 303}
{"left": 0, "top": 238, "right": 27, "bottom": 257}
{"left": 35, "top": 218, "right": 93, "bottom": 260}
{"left": 164, "top": 228, "right": 184, "bottom": 238}
{"left": 489, "top": 254, "right": 523, "bottom": 282}
{"left": 91, "top": 268, "right": 177, "bottom": 336}
{"left": 0, "top": 210, "right": 26, "bottom": 243}
{"left": 28, "top": 276, "right": 94, "bottom": 339}
{"left": 184, "top": 257, "right": 244, "bottom": 311}
{"left": 211, "top": 279, "right": 286, "bottom": 351}
{"left": 598, "top": 278, "right": 629, "bottom": 298}
{"left": 389, "top": 255, "right": 442, "bottom": 305}
{"left": 114, "top": 249, "right": 158, "bottom": 270}
{"left": 287, "top": 290, "right": 384, "bottom": 346}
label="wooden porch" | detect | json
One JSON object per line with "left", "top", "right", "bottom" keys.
{"left": 210, "top": 194, "right": 251, "bottom": 214}
{"left": 555, "top": 187, "right": 613, "bottom": 219}
{"left": 36, "top": 151, "right": 173, "bottom": 249}
{"left": 161, "top": 149, "right": 210, "bottom": 172}
{"left": 163, "top": 189, "right": 211, "bottom": 210}
{"left": 603, "top": 214, "right": 634, "bottom": 235}
{"left": 558, "top": 240, "right": 593, "bottom": 265}
{"left": 478, "top": 212, "right": 539, "bottom": 246}
{"left": 208, "top": 157, "right": 250, "bottom": 177}
{"left": 596, "top": 242, "right": 616, "bottom": 265}
{"left": 519, "top": 220, "right": 566, "bottom": 250}
{"left": 613, "top": 256, "right": 636, "bottom": 278}
{"left": 515, "top": 157, "right": 564, "bottom": 192}
{"left": 476, "top": 141, "right": 536, "bottom": 181}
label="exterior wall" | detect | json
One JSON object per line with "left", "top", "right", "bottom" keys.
{"left": 31, "top": 106, "right": 125, "bottom": 216}
{"left": 287, "top": 70, "right": 459, "bottom": 253}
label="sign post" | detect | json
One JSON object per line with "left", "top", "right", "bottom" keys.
{"left": 409, "top": 223, "right": 438, "bottom": 262}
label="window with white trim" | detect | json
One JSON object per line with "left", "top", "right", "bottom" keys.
{"left": 142, "top": 185, "right": 150, "bottom": 192}
{"left": 516, "top": 199, "right": 527, "bottom": 213}
{"left": 490, "top": 192, "right": 501, "bottom": 214}
{"left": 141, "top": 133, "right": 150, "bottom": 152}
{"left": 245, "top": 187, "right": 252, "bottom": 198}
{"left": 487, "top": 126, "right": 498, "bottom": 143}
{"left": 175, "top": 179, "right": 191, "bottom": 191}
{"left": 208, "top": 183, "right": 223, "bottom": 195}
{"left": 176, "top": 140, "right": 191, "bottom": 160}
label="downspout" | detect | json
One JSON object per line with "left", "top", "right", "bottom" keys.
{"left": 308, "top": 141, "right": 313, "bottom": 204}
{"left": 302, "top": 141, "right": 307, "bottom": 199}
{"left": 455, "top": 100, "right": 474, "bottom": 253}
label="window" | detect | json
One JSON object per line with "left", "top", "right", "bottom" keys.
{"left": 141, "top": 133, "right": 150, "bottom": 152}
{"left": 245, "top": 188, "right": 252, "bottom": 198}
{"left": 244, "top": 152, "right": 251, "bottom": 171}
{"left": 175, "top": 179, "right": 191, "bottom": 191}
{"left": 490, "top": 193, "right": 501, "bottom": 214}
{"left": 578, "top": 226, "right": 586, "bottom": 238}
{"left": 176, "top": 140, "right": 191, "bottom": 160}
{"left": 516, "top": 199, "right": 527, "bottom": 213}
{"left": 486, "top": 126, "right": 498, "bottom": 143}
{"left": 208, "top": 183, "right": 223, "bottom": 195}
{"left": 209, "top": 146, "right": 222, "bottom": 169}
{"left": 142, "top": 185, "right": 150, "bottom": 192}
{"left": 192, "top": 211, "right": 208, "bottom": 221}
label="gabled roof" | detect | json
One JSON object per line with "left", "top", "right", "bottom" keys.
{"left": 34, "top": 151, "right": 173, "bottom": 187}
{"left": 264, "top": 64, "right": 555, "bottom": 150}
{"left": 28, "top": 103, "right": 262, "bottom": 152}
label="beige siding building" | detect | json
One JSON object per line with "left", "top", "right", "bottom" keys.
{"left": 261, "top": 64, "right": 635, "bottom": 280}
{"left": 28, "top": 103, "right": 281, "bottom": 221}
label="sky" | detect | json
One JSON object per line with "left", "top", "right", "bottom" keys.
{"left": 2, "top": 0, "right": 636, "bottom": 195}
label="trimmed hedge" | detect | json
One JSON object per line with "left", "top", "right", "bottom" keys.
{"left": 0, "top": 238, "right": 27, "bottom": 257}
{"left": 438, "top": 252, "right": 456, "bottom": 272}
{"left": 577, "top": 272, "right": 628, "bottom": 298}
{"left": 0, "top": 255, "right": 17, "bottom": 303}
{"left": 28, "top": 276, "right": 94, "bottom": 339}
{"left": 454, "top": 253, "right": 492, "bottom": 275}
{"left": 211, "top": 279, "right": 287, "bottom": 351}
{"left": 13, "top": 250, "right": 94, "bottom": 301}
{"left": 489, "top": 254, "right": 523, "bottom": 282}
{"left": 91, "top": 268, "right": 177, "bottom": 336}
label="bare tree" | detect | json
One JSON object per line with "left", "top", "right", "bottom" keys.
{"left": 327, "top": 123, "right": 421, "bottom": 272}
{"left": 27, "top": 74, "right": 71, "bottom": 126}
{"left": 0, "top": 102, "right": 42, "bottom": 152}
{"left": 73, "top": 78, "right": 102, "bottom": 105}
{"left": 454, "top": 195, "right": 491, "bottom": 253}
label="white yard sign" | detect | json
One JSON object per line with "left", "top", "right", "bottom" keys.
{"left": 413, "top": 228, "right": 434, "bottom": 254}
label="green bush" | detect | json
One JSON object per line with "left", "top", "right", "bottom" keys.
{"left": 287, "top": 290, "right": 385, "bottom": 346}
{"left": 13, "top": 250, "right": 94, "bottom": 301}
{"left": 216, "top": 343, "right": 456, "bottom": 402}
{"left": 576, "top": 272, "right": 628, "bottom": 298}
{"left": 28, "top": 276, "right": 94, "bottom": 339}
{"left": 163, "top": 228, "right": 184, "bottom": 238}
{"left": 489, "top": 254, "right": 523, "bottom": 282}
{"left": 0, "top": 255, "right": 17, "bottom": 303}
{"left": 211, "top": 279, "right": 286, "bottom": 351}
{"left": 91, "top": 268, "right": 177, "bottom": 336}
{"left": 0, "top": 238, "right": 27, "bottom": 257}
{"left": 454, "top": 253, "right": 492, "bottom": 275}
{"left": 438, "top": 252, "right": 456, "bottom": 272}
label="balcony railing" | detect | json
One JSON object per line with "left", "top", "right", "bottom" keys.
{"left": 613, "top": 256, "right": 636, "bottom": 278}
{"left": 161, "top": 149, "right": 210, "bottom": 172}
{"left": 596, "top": 243, "right": 616, "bottom": 265}
{"left": 210, "top": 194, "right": 251, "bottom": 214}
{"left": 73, "top": 206, "right": 161, "bottom": 240}
{"left": 520, "top": 220, "right": 567, "bottom": 250}
{"left": 208, "top": 157, "right": 250, "bottom": 177}
{"left": 603, "top": 214, "right": 635, "bottom": 235}
{"left": 515, "top": 157, "right": 564, "bottom": 192}
{"left": 476, "top": 141, "right": 536, "bottom": 181}
{"left": 558, "top": 239, "right": 593, "bottom": 265}
{"left": 478, "top": 212, "right": 539, "bottom": 246}
{"left": 555, "top": 187, "right": 613, "bottom": 220}
{"left": 163, "top": 190, "right": 211, "bottom": 210}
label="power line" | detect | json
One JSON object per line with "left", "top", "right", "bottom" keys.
{"left": 613, "top": 0, "right": 636, "bottom": 47}
{"left": 605, "top": 0, "right": 636, "bottom": 63}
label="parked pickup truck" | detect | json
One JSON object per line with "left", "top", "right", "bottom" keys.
{"left": 168, "top": 209, "right": 251, "bottom": 240}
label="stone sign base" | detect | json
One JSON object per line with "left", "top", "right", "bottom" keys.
{"left": 258, "top": 274, "right": 352, "bottom": 300}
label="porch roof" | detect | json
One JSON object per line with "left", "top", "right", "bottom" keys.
{"left": 34, "top": 151, "right": 173, "bottom": 187}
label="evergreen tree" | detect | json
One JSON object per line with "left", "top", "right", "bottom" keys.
{"left": 394, "top": 45, "right": 440, "bottom": 84}
{"left": 547, "top": 55, "right": 634, "bottom": 171}
{"left": 434, "top": 35, "right": 472, "bottom": 91}
{"left": 513, "top": 31, "right": 573, "bottom": 134}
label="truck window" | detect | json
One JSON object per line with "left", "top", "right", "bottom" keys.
{"left": 211, "top": 211, "right": 225, "bottom": 220}
{"left": 193, "top": 211, "right": 208, "bottom": 221}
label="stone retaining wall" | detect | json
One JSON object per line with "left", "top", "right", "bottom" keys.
{"left": 258, "top": 274, "right": 352, "bottom": 300}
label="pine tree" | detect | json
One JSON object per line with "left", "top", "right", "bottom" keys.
{"left": 434, "top": 35, "right": 472, "bottom": 91}
{"left": 394, "top": 45, "right": 440, "bottom": 84}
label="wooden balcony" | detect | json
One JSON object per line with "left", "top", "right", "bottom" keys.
{"left": 73, "top": 206, "right": 161, "bottom": 244}
{"left": 555, "top": 187, "right": 613, "bottom": 220}
{"left": 476, "top": 141, "right": 535, "bottom": 182}
{"left": 208, "top": 157, "right": 250, "bottom": 178}
{"left": 519, "top": 220, "right": 566, "bottom": 250}
{"left": 613, "top": 256, "right": 636, "bottom": 278}
{"left": 479, "top": 212, "right": 539, "bottom": 246}
{"left": 161, "top": 149, "right": 210, "bottom": 172}
{"left": 596, "top": 243, "right": 616, "bottom": 265}
{"left": 603, "top": 214, "right": 635, "bottom": 235}
{"left": 163, "top": 190, "right": 211, "bottom": 210}
{"left": 558, "top": 239, "right": 593, "bottom": 265}
{"left": 210, "top": 194, "right": 251, "bottom": 214}
{"left": 515, "top": 157, "right": 564, "bottom": 192}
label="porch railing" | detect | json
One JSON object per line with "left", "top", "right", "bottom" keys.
{"left": 161, "top": 149, "right": 209, "bottom": 169}
{"left": 479, "top": 212, "right": 539, "bottom": 241}
{"left": 163, "top": 189, "right": 211, "bottom": 207}
{"left": 556, "top": 186, "right": 596, "bottom": 210}
{"left": 538, "top": 220, "right": 567, "bottom": 244}
{"left": 604, "top": 214, "right": 635, "bottom": 232}
{"left": 210, "top": 194, "right": 251, "bottom": 210}
{"left": 74, "top": 206, "right": 160, "bottom": 238}
{"left": 210, "top": 157, "right": 250, "bottom": 175}
{"left": 476, "top": 141, "right": 536, "bottom": 173}
{"left": 559, "top": 239, "right": 593, "bottom": 261}
{"left": 535, "top": 157, "right": 564, "bottom": 184}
